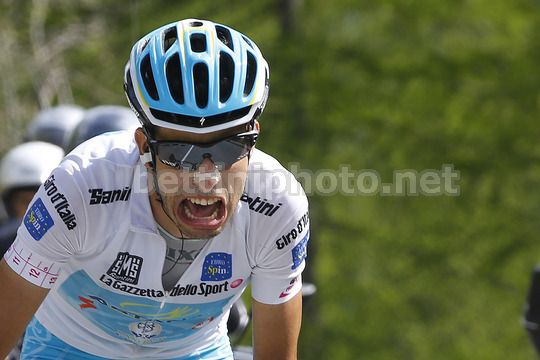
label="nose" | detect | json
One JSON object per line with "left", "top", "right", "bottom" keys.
{"left": 193, "top": 157, "right": 220, "bottom": 193}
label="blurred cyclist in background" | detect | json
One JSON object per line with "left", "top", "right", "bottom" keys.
{"left": 65, "top": 105, "right": 140, "bottom": 153}
{"left": 0, "top": 104, "right": 85, "bottom": 250}
{"left": 0, "top": 142, "right": 65, "bottom": 257}
{"left": 0, "top": 105, "right": 84, "bottom": 224}
{"left": 24, "top": 105, "right": 85, "bottom": 149}
{"left": 0, "top": 141, "right": 64, "bottom": 360}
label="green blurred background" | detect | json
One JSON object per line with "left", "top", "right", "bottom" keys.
{"left": 1, "top": 0, "right": 540, "bottom": 358}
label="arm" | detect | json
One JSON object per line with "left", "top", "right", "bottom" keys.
{"left": 0, "top": 259, "right": 49, "bottom": 357}
{"left": 252, "top": 292, "right": 302, "bottom": 360}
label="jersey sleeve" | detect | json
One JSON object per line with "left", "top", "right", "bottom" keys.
{"left": 249, "top": 186, "right": 310, "bottom": 305}
{"left": 3, "top": 162, "right": 87, "bottom": 288}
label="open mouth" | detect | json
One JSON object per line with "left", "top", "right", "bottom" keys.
{"left": 176, "top": 197, "right": 227, "bottom": 230}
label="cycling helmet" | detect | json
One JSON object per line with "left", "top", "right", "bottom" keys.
{"left": 124, "top": 19, "right": 269, "bottom": 134}
{"left": 25, "top": 105, "right": 85, "bottom": 149}
{"left": 0, "top": 141, "right": 64, "bottom": 214}
{"left": 66, "top": 105, "right": 140, "bottom": 152}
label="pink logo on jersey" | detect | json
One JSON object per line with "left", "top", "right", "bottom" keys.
{"left": 231, "top": 279, "right": 244, "bottom": 288}
{"left": 279, "top": 276, "right": 299, "bottom": 298}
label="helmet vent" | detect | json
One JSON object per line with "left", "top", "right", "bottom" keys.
{"left": 163, "top": 27, "right": 178, "bottom": 53}
{"left": 219, "top": 52, "right": 234, "bottom": 102}
{"left": 216, "top": 26, "right": 234, "bottom": 51}
{"left": 193, "top": 63, "right": 209, "bottom": 108}
{"left": 141, "top": 54, "right": 159, "bottom": 100}
{"left": 166, "top": 54, "right": 184, "bottom": 104}
{"left": 139, "top": 38, "right": 150, "bottom": 53}
{"left": 190, "top": 21, "right": 203, "bottom": 27}
{"left": 243, "top": 52, "right": 257, "bottom": 96}
{"left": 242, "top": 36, "right": 254, "bottom": 49}
{"left": 190, "top": 34, "right": 207, "bottom": 53}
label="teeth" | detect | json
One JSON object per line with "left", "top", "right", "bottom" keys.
{"left": 188, "top": 197, "right": 219, "bottom": 206}
{"left": 184, "top": 206, "right": 219, "bottom": 220}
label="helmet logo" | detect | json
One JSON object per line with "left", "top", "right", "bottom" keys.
{"left": 200, "top": 117, "right": 206, "bottom": 126}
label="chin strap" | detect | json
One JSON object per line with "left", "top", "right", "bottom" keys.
{"left": 144, "top": 151, "right": 188, "bottom": 240}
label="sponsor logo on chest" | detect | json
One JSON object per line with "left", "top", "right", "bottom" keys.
{"left": 240, "top": 193, "right": 282, "bottom": 216}
{"left": 89, "top": 187, "right": 131, "bottom": 205}
{"left": 99, "top": 251, "right": 242, "bottom": 298}
{"left": 107, "top": 252, "right": 143, "bottom": 285}
{"left": 201, "top": 252, "right": 232, "bottom": 281}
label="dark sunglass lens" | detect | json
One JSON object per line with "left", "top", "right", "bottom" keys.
{"left": 153, "top": 132, "right": 256, "bottom": 170}
{"left": 212, "top": 137, "right": 252, "bottom": 167}
{"left": 156, "top": 143, "right": 189, "bottom": 168}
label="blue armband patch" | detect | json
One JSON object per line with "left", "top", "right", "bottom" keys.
{"left": 24, "top": 198, "right": 55, "bottom": 241}
{"left": 291, "top": 231, "right": 309, "bottom": 270}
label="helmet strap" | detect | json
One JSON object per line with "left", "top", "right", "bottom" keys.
{"left": 141, "top": 127, "right": 188, "bottom": 239}
{"left": 148, "top": 163, "right": 189, "bottom": 240}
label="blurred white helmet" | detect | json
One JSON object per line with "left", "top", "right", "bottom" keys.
{"left": 0, "top": 141, "right": 65, "bottom": 197}
{"left": 25, "top": 105, "right": 85, "bottom": 149}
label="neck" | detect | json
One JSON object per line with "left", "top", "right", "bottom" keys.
{"left": 148, "top": 191, "right": 188, "bottom": 239}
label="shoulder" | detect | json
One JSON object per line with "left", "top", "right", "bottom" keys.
{"left": 241, "top": 152, "right": 310, "bottom": 302}
{"left": 242, "top": 149, "right": 309, "bottom": 249}
{"left": 245, "top": 149, "right": 308, "bottom": 217}
{"left": 64, "top": 130, "right": 139, "bottom": 170}
{"left": 59, "top": 130, "right": 139, "bottom": 186}
{"left": 44, "top": 130, "right": 139, "bottom": 216}
{"left": 29, "top": 131, "right": 140, "bottom": 252}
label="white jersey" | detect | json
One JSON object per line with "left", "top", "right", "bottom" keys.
{"left": 4, "top": 130, "right": 310, "bottom": 359}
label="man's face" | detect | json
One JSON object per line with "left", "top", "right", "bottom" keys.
{"left": 137, "top": 124, "right": 253, "bottom": 239}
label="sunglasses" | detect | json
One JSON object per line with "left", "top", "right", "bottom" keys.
{"left": 146, "top": 130, "right": 258, "bottom": 171}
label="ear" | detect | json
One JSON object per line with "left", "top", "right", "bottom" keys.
{"left": 134, "top": 128, "right": 153, "bottom": 167}
{"left": 134, "top": 128, "right": 149, "bottom": 154}
{"left": 250, "top": 121, "right": 260, "bottom": 153}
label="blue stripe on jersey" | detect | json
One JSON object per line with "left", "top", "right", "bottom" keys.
{"left": 21, "top": 317, "right": 233, "bottom": 359}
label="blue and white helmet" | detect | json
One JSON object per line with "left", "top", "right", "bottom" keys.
{"left": 124, "top": 19, "right": 269, "bottom": 134}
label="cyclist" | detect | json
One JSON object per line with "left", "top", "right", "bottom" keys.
{"left": 65, "top": 104, "right": 257, "bottom": 355}
{"left": 0, "top": 19, "right": 310, "bottom": 360}
{"left": 0, "top": 141, "right": 64, "bottom": 360}
{"left": 0, "top": 105, "right": 83, "bottom": 223}
{"left": 0, "top": 141, "right": 65, "bottom": 256}
{"left": 24, "top": 104, "right": 85, "bottom": 149}
{"left": 65, "top": 105, "right": 140, "bottom": 153}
